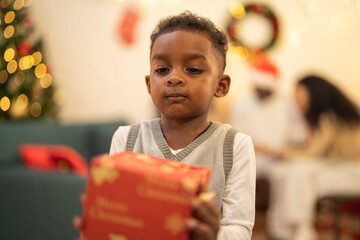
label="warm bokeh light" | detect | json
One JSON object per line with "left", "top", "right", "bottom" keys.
{"left": 24, "top": 0, "right": 32, "bottom": 7}
{"left": 14, "top": 71, "right": 25, "bottom": 86}
{"left": 229, "top": 1, "right": 246, "bottom": 19}
{"left": 34, "top": 63, "right": 47, "bottom": 78}
{"left": 7, "top": 60, "right": 18, "bottom": 74}
{"left": 30, "top": 101, "right": 41, "bottom": 117}
{"left": 4, "top": 48, "right": 15, "bottom": 62}
{"left": 19, "top": 55, "right": 34, "bottom": 70}
{"left": 0, "top": 96, "right": 11, "bottom": 111}
{"left": 1, "top": 0, "right": 11, "bottom": 8}
{"left": 16, "top": 94, "right": 28, "bottom": 110}
{"left": 4, "top": 11, "right": 16, "bottom": 24}
{"left": 40, "top": 73, "right": 52, "bottom": 88}
{"left": 4, "top": 25, "right": 15, "bottom": 39}
{"left": 229, "top": 45, "right": 250, "bottom": 60}
{"left": 0, "top": 70, "right": 9, "bottom": 84}
{"left": 13, "top": 0, "right": 24, "bottom": 10}
{"left": 32, "top": 51, "right": 42, "bottom": 65}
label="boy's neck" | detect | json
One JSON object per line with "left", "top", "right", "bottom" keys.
{"left": 159, "top": 117, "right": 211, "bottom": 150}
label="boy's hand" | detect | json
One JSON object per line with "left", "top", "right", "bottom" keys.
{"left": 187, "top": 192, "right": 221, "bottom": 240}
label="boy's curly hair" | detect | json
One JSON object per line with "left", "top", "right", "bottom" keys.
{"left": 150, "top": 11, "right": 228, "bottom": 71}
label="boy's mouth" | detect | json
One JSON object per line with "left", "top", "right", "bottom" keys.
{"left": 165, "top": 92, "right": 187, "bottom": 101}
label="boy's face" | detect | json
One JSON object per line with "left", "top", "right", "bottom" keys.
{"left": 146, "top": 30, "right": 230, "bottom": 120}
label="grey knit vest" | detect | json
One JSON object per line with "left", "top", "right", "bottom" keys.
{"left": 125, "top": 119, "right": 237, "bottom": 210}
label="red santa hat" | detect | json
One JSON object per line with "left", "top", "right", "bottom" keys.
{"left": 248, "top": 53, "right": 280, "bottom": 90}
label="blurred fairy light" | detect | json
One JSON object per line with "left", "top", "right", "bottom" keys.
{"left": 4, "top": 25, "right": 15, "bottom": 39}
{"left": 30, "top": 102, "right": 41, "bottom": 117}
{"left": 40, "top": 73, "right": 52, "bottom": 88}
{"left": 4, "top": 48, "right": 15, "bottom": 62}
{"left": 32, "top": 52, "right": 42, "bottom": 66}
{"left": 7, "top": 60, "right": 18, "bottom": 74}
{"left": 229, "top": 45, "right": 250, "bottom": 60}
{"left": 1, "top": 0, "right": 11, "bottom": 8}
{"left": 19, "top": 55, "right": 34, "bottom": 70}
{"left": 13, "top": 0, "right": 24, "bottom": 10}
{"left": 14, "top": 71, "right": 25, "bottom": 86}
{"left": 24, "top": 0, "right": 32, "bottom": 7}
{"left": 34, "top": 63, "right": 47, "bottom": 78}
{"left": 0, "top": 70, "right": 8, "bottom": 84}
{"left": 0, "top": 96, "right": 11, "bottom": 111}
{"left": 16, "top": 94, "right": 28, "bottom": 110}
{"left": 4, "top": 11, "right": 15, "bottom": 24}
{"left": 229, "top": 0, "right": 246, "bottom": 19}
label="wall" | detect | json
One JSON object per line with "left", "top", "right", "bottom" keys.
{"left": 31, "top": 0, "right": 360, "bottom": 124}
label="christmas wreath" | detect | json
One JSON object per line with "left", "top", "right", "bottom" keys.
{"left": 226, "top": 3, "right": 279, "bottom": 52}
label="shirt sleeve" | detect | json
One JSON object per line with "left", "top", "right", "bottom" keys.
{"left": 109, "top": 125, "right": 131, "bottom": 155}
{"left": 217, "top": 133, "right": 256, "bottom": 240}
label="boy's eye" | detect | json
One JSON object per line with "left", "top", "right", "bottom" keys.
{"left": 154, "top": 68, "right": 169, "bottom": 74}
{"left": 186, "top": 68, "right": 204, "bottom": 74}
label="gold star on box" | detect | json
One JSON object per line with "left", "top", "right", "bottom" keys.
{"left": 164, "top": 213, "right": 186, "bottom": 236}
{"left": 91, "top": 157, "right": 119, "bottom": 186}
{"left": 109, "top": 233, "right": 128, "bottom": 240}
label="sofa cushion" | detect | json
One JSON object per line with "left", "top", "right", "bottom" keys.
{"left": 0, "top": 166, "right": 86, "bottom": 240}
{"left": 0, "top": 120, "right": 127, "bottom": 165}
{"left": 0, "top": 121, "right": 90, "bottom": 164}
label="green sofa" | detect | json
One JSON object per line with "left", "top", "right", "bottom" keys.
{"left": 0, "top": 120, "right": 127, "bottom": 240}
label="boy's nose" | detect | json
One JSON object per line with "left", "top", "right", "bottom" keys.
{"left": 166, "top": 75, "right": 185, "bottom": 86}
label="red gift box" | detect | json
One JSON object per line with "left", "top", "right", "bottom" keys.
{"left": 82, "top": 151, "right": 210, "bottom": 240}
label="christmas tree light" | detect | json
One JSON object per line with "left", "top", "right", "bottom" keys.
{"left": 0, "top": 0, "right": 57, "bottom": 119}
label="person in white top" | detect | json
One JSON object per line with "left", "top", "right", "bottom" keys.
{"left": 229, "top": 53, "right": 307, "bottom": 179}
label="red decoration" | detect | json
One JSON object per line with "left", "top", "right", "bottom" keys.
{"left": 118, "top": 7, "right": 139, "bottom": 45}
{"left": 17, "top": 41, "right": 33, "bottom": 56}
{"left": 19, "top": 144, "right": 89, "bottom": 177}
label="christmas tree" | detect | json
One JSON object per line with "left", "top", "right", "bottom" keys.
{"left": 0, "top": 0, "right": 57, "bottom": 120}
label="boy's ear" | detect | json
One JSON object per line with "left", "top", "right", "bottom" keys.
{"left": 215, "top": 74, "right": 231, "bottom": 98}
{"left": 145, "top": 75, "right": 151, "bottom": 94}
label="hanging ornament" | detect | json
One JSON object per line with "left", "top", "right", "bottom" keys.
{"left": 18, "top": 41, "right": 33, "bottom": 56}
{"left": 117, "top": 7, "right": 140, "bottom": 45}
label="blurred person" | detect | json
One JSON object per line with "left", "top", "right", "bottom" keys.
{"left": 267, "top": 74, "right": 360, "bottom": 240}
{"left": 229, "top": 53, "right": 307, "bottom": 179}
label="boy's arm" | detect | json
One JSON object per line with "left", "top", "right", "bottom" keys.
{"left": 218, "top": 134, "right": 256, "bottom": 240}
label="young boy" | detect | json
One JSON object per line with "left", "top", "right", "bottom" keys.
{"left": 75, "top": 11, "right": 256, "bottom": 240}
